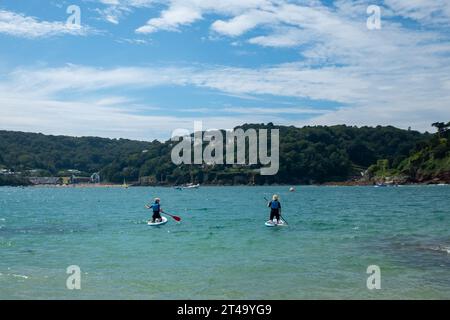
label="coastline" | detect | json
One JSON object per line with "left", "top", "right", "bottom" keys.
{"left": 3, "top": 180, "right": 448, "bottom": 188}
{"left": 30, "top": 183, "right": 129, "bottom": 188}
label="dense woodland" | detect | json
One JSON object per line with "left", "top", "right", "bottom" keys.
{"left": 1, "top": 122, "right": 448, "bottom": 186}
{"left": 368, "top": 122, "right": 450, "bottom": 183}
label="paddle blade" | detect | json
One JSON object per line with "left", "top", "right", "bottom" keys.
{"left": 163, "top": 212, "right": 182, "bottom": 222}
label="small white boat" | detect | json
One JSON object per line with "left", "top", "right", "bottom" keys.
{"left": 174, "top": 183, "right": 200, "bottom": 190}
{"left": 374, "top": 183, "right": 387, "bottom": 188}
{"left": 184, "top": 183, "right": 200, "bottom": 189}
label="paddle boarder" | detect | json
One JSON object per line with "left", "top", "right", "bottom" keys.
{"left": 146, "top": 198, "right": 164, "bottom": 223}
{"left": 267, "top": 194, "right": 282, "bottom": 224}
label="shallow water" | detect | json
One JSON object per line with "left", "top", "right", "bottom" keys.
{"left": 0, "top": 185, "right": 449, "bottom": 299}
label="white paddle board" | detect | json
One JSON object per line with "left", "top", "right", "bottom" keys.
{"left": 147, "top": 217, "right": 168, "bottom": 226}
{"left": 265, "top": 219, "right": 288, "bottom": 227}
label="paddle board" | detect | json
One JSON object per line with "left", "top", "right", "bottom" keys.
{"left": 265, "top": 219, "right": 288, "bottom": 227}
{"left": 147, "top": 217, "right": 168, "bottom": 226}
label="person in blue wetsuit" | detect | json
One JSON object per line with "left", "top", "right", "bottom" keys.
{"left": 267, "top": 194, "right": 282, "bottom": 224}
{"left": 146, "top": 198, "right": 164, "bottom": 223}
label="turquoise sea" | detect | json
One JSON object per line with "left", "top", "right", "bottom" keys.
{"left": 0, "top": 185, "right": 449, "bottom": 300}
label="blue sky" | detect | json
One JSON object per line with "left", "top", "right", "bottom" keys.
{"left": 0, "top": 0, "right": 449, "bottom": 140}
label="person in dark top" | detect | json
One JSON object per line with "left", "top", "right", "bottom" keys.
{"left": 267, "top": 194, "right": 282, "bottom": 224}
{"left": 146, "top": 198, "right": 164, "bottom": 223}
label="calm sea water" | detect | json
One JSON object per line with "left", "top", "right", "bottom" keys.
{"left": 0, "top": 185, "right": 449, "bottom": 300}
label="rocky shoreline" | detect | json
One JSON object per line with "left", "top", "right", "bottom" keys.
{"left": 324, "top": 172, "right": 450, "bottom": 186}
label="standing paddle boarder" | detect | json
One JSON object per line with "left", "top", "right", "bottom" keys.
{"left": 146, "top": 198, "right": 164, "bottom": 223}
{"left": 145, "top": 198, "right": 182, "bottom": 223}
{"left": 267, "top": 194, "right": 282, "bottom": 225}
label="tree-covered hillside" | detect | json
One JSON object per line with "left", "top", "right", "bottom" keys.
{"left": 0, "top": 130, "right": 154, "bottom": 177}
{"left": 368, "top": 122, "right": 450, "bottom": 183}
{"left": 0, "top": 124, "right": 431, "bottom": 185}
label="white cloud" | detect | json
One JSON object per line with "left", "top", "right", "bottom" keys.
{"left": 4, "top": 65, "right": 190, "bottom": 96}
{"left": 211, "top": 9, "right": 276, "bottom": 37}
{"left": 248, "top": 27, "right": 310, "bottom": 47}
{"left": 0, "top": 10, "right": 92, "bottom": 38}
{"left": 384, "top": 0, "right": 450, "bottom": 24}
{"left": 134, "top": 0, "right": 274, "bottom": 33}
{"left": 97, "top": 0, "right": 156, "bottom": 25}
{"left": 127, "top": 0, "right": 450, "bottom": 45}
{"left": 136, "top": 5, "right": 202, "bottom": 33}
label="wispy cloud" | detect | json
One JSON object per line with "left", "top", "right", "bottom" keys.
{"left": 115, "top": 37, "right": 150, "bottom": 45}
{"left": 222, "top": 106, "right": 332, "bottom": 115}
{"left": 384, "top": 0, "right": 450, "bottom": 25}
{"left": 185, "top": 106, "right": 331, "bottom": 115}
{"left": 96, "top": 0, "right": 156, "bottom": 25}
{"left": 0, "top": 10, "right": 93, "bottom": 38}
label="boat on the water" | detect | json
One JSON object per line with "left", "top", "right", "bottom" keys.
{"left": 174, "top": 183, "right": 200, "bottom": 190}
{"left": 374, "top": 183, "right": 387, "bottom": 188}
